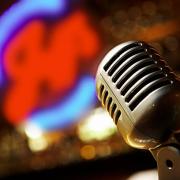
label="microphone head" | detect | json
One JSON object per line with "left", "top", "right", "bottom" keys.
{"left": 96, "top": 41, "right": 180, "bottom": 149}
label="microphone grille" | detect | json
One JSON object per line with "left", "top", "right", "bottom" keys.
{"left": 102, "top": 41, "right": 174, "bottom": 111}
{"left": 98, "top": 84, "right": 121, "bottom": 125}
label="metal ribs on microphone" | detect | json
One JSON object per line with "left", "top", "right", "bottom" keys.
{"left": 102, "top": 41, "right": 173, "bottom": 111}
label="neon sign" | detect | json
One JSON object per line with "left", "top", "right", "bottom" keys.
{"left": 0, "top": 0, "right": 65, "bottom": 85}
{"left": 1, "top": 1, "right": 100, "bottom": 130}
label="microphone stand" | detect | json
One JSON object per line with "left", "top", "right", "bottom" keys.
{"left": 151, "top": 136, "right": 180, "bottom": 180}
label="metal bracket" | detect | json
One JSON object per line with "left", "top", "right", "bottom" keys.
{"left": 151, "top": 145, "right": 180, "bottom": 180}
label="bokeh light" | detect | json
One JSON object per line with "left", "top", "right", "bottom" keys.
{"left": 78, "top": 108, "right": 117, "bottom": 142}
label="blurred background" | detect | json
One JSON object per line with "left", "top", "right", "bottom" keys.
{"left": 0, "top": 0, "right": 179, "bottom": 179}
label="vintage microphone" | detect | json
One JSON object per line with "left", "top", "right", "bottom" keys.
{"left": 96, "top": 41, "right": 180, "bottom": 180}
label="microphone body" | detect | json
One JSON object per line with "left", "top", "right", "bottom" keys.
{"left": 96, "top": 41, "right": 180, "bottom": 150}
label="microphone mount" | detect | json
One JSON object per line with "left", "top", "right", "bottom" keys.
{"left": 151, "top": 134, "right": 180, "bottom": 180}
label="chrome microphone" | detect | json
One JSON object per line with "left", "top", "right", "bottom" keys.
{"left": 96, "top": 41, "right": 180, "bottom": 150}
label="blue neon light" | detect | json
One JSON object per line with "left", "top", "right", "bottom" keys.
{"left": 30, "top": 76, "right": 96, "bottom": 130}
{"left": 0, "top": 0, "right": 97, "bottom": 130}
{"left": 0, "top": 0, "right": 65, "bottom": 85}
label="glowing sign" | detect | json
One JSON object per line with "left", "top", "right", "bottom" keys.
{"left": 30, "top": 76, "right": 96, "bottom": 130}
{"left": 0, "top": 0, "right": 65, "bottom": 85}
{"left": 1, "top": 1, "right": 100, "bottom": 129}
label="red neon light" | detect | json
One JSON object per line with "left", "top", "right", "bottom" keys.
{"left": 3, "top": 11, "right": 100, "bottom": 125}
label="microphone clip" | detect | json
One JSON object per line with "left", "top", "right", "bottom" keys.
{"left": 151, "top": 143, "right": 180, "bottom": 180}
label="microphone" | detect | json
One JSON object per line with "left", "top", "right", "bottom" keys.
{"left": 96, "top": 41, "right": 180, "bottom": 150}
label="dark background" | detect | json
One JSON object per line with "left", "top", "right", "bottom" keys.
{"left": 0, "top": 0, "right": 179, "bottom": 179}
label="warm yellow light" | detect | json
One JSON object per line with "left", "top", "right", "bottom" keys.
{"left": 24, "top": 123, "right": 48, "bottom": 152}
{"left": 96, "top": 145, "right": 111, "bottom": 157}
{"left": 80, "top": 145, "right": 96, "bottom": 160}
{"left": 24, "top": 122, "right": 43, "bottom": 139}
{"left": 28, "top": 136, "right": 48, "bottom": 152}
{"left": 78, "top": 107, "right": 117, "bottom": 142}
